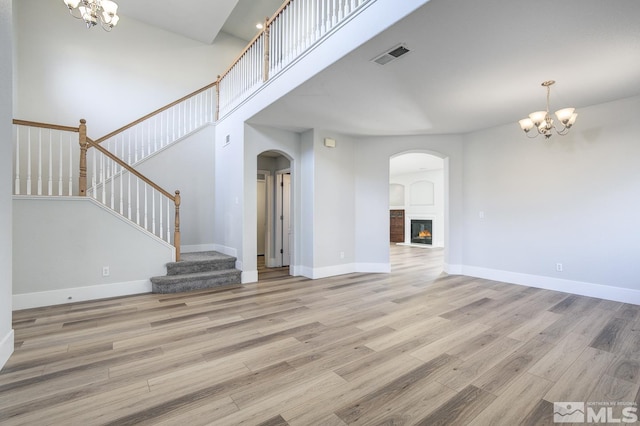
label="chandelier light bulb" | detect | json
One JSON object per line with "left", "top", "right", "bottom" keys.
{"left": 101, "top": 0, "right": 118, "bottom": 16}
{"left": 64, "top": 0, "right": 81, "bottom": 8}
{"left": 518, "top": 118, "right": 534, "bottom": 132}
{"left": 518, "top": 80, "right": 577, "bottom": 139}
{"left": 62, "top": 0, "right": 120, "bottom": 31}
{"left": 528, "top": 111, "right": 547, "bottom": 127}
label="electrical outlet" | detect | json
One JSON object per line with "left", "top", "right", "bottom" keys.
{"left": 340, "top": 251, "right": 345, "bottom": 259}
{"left": 556, "top": 263, "right": 563, "bottom": 272}
{"left": 102, "top": 266, "right": 110, "bottom": 277}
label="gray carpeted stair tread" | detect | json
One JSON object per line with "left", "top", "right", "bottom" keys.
{"left": 179, "top": 251, "right": 234, "bottom": 261}
{"left": 166, "top": 252, "right": 237, "bottom": 275}
{"left": 151, "top": 250, "right": 242, "bottom": 294}
{"left": 151, "top": 269, "right": 240, "bottom": 284}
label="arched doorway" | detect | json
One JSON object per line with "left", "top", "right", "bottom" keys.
{"left": 389, "top": 152, "right": 446, "bottom": 275}
{"left": 257, "top": 150, "right": 292, "bottom": 279}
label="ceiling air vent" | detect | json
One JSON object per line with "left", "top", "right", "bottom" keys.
{"left": 371, "top": 44, "right": 411, "bottom": 65}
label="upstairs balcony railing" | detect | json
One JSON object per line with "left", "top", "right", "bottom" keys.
{"left": 217, "top": 0, "right": 373, "bottom": 118}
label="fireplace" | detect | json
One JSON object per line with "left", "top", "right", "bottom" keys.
{"left": 410, "top": 219, "right": 432, "bottom": 245}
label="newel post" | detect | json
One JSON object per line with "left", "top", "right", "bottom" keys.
{"left": 78, "top": 119, "right": 88, "bottom": 196}
{"left": 263, "top": 17, "right": 270, "bottom": 82}
{"left": 174, "top": 190, "right": 181, "bottom": 261}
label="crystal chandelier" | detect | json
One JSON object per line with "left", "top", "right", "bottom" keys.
{"left": 518, "top": 80, "right": 578, "bottom": 139}
{"left": 63, "top": 0, "right": 120, "bottom": 31}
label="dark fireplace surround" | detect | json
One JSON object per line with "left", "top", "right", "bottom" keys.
{"left": 410, "top": 219, "right": 433, "bottom": 245}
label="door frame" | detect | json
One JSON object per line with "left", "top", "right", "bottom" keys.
{"left": 257, "top": 170, "right": 270, "bottom": 257}
{"left": 275, "top": 169, "right": 291, "bottom": 267}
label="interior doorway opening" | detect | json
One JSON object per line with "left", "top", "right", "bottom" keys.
{"left": 257, "top": 151, "right": 292, "bottom": 279}
{"left": 389, "top": 152, "right": 446, "bottom": 273}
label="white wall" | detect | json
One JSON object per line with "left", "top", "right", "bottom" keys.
{"left": 462, "top": 95, "right": 640, "bottom": 303}
{"left": 13, "top": 197, "right": 174, "bottom": 309}
{"left": 215, "top": 0, "right": 430, "bottom": 281}
{"left": 299, "top": 130, "right": 315, "bottom": 276}
{"left": 134, "top": 126, "right": 216, "bottom": 251}
{"left": 14, "top": 0, "right": 245, "bottom": 137}
{"left": 0, "top": 0, "right": 14, "bottom": 371}
{"left": 213, "top": 115, "right": 245, "bottom": 270}
{"left": 390, "top": 168, "right": 445, "bottom": 247}
{"left": 312, "top": 131, "right": 357, "bottom": 277}
{"left": 354, "top": 135, "right": 465, "bottom": 272}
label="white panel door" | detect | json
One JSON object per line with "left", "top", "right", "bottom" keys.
{"left": 256, "top": 175, "right": 267, "bottom": 256}
{"left": 281, "top": 173, "right": 291, "bottom": 267}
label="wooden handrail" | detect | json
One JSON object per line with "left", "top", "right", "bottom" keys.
{"left": 217, "top": 0, "right": 293, "bottom": 82}
{"left": 92, "top": 82, "right": 218, "bottom": 145}
{"left": 12, "top": 119, "right": 79, "bottom": 133}
{"left": 86, "top": 137, "right": 176, "bottom": 201}
{"left": 83, "top": 132, "right": 182, "bottom": 261}
{"left": 217, "top": 34, "right": 264, "bottom": 83}
{"left": 266, "top": 0, "right": 293, "bottom": 27}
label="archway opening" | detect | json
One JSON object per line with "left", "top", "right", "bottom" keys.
{"left": 389, "top": 152, "right": 446, "bottom": 276}
{"left": 257, "top": 150, "right": 292, "bottom": 280}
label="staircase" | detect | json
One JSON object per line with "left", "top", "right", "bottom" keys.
{"left": 151, "top": 251, "right": 241, "bottom": 294}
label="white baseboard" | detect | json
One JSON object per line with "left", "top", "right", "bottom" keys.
{"left": 462, "top": 265, "right": 640, "bottom": 305}
{"left": 182, "top": 244, "right": 217, "bottom": 253}
{"left": 294, "top": 263, "right": 390, "bottom": 280}
{"left": 242, "top": 270, "right": 258, "bottom": 284}
{"left": 13, "top": 280, "right": 152, "bottom": 310}
{"left": 290, "top": 265, "right": 304, "bottom": 277}
{"left": 212, "top": 244, "right": 238, "bottom": 258}
{"left": 0, "top": 329, "right": 14, "bottom": 371}
{"left": 308, "top": 264, "right": 355, "bottom": 279}
{"left": 444, "top": 263, "right": 463, "bottom": 274}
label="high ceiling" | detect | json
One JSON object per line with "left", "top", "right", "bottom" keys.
{"left": 124, "top": 0, "right": 640, "bottom": 137}
{"left": 122, "top": 0, "right": 283, "bottom": 44}
{"left": 248, "top": 0, "right": 640, "bottom": 136}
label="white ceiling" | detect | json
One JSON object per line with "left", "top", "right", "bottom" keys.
{"left": 121, "top": 0, "right": 237, "bottom": 44}
{"left": 247, "top": 0, "right": 640, "bottom": 136}
{"left": 121, "top": 0, "right": 284, "bottom": 44}
{"left": 220, "top": 0, "right": 285, "bottom": 42}
{"left": 122, "top": 0, "right": 640, "bottom": 137}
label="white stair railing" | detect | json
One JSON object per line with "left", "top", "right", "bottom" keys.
{"left": 85, "top": 141, "right": 176, "bottom": 246}
{"left": 84, "top": 134, "right": 182, "bottom": 258}
{"left": 94, "top": 83, "right": 216, "bottom": 169}
{"left": 218, "top": 0, "right": 372, "bottom": 117}
{"left": 12, "top": 121, "right": 79, "bottom": 197}
{"left": 11, "top": 119, "right": 182, "bottom": 260}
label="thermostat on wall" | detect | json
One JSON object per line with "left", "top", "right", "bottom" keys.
{"left": 324, "top": 138, "right": 336, "bottom": 148}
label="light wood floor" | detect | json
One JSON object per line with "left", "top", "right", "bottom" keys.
{"left": 2, "top": 245, "right": 639, "bottom": 425}
{"left": 257, "top": 256, "right": 290, "bottom": 281}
